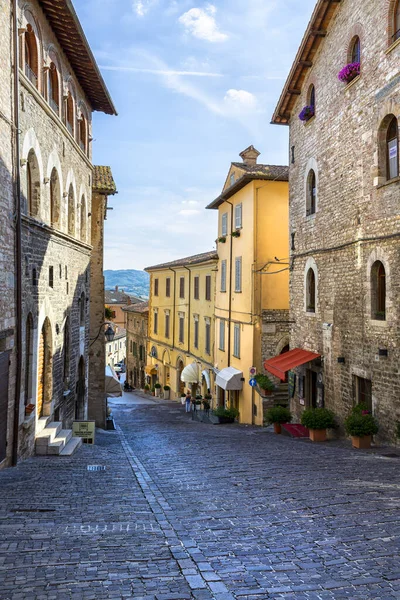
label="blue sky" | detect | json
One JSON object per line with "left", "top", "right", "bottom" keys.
{"left": 75, "top": 0, "right": 316, "bottom": 270}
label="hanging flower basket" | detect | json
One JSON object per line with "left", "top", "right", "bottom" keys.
{"left": 338, "top": 62, "right": 360, "bottom": 84}
{"left": 298, "top": 105, "right": 315, "bottom": 122}
{"left": 217, "top": 236, "right": 227, "bottom": 243}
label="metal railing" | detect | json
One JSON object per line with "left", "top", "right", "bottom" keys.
{"left": 24, "top": 64, "right": 37, "bottom": 87}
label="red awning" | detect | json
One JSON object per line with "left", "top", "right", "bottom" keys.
{"left": 264, "top": 348, "right": 321, "bottom": 381}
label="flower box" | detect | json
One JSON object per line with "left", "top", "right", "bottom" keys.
{"left": 338, "top": 62, "right": 360, "bottom": 84}
{"left": 299, "top": 105, "right": 315, "bottom": 122}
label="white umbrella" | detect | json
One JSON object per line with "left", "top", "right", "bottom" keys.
{"left": 105, "top": 366, "right": 123, "bottom": 397}
{"left": 181, "top": 362, "right": 201, "bottom": 383}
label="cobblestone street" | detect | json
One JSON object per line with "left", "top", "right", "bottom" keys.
{"left": 1, "top": 396, "right": 400, "bottom": 600}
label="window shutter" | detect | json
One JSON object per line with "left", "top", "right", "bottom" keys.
{"left": 235, "top": 257, "right": 242, "bottom": 292}
{"left": 233, "top": 324, "right": 240, "bottom": 357}
{"left": 194, "top": 320, "right": 199, "bottom": 348}
{"left": 221, "top": 260, "right": 226, "bottom": 292}
{"left": 179, "top": 277, "right": 185, "bottom": 298}
{"left": 235, "top": 204, "right": 242, "bottom": 229}
{"left": 194, "top": 277, "right": 199, "bottom": 299}
{"left": 205, "top": 323, "right": 210, "bottom": 354}
{"left": 222, "top": 213, "right": 228, "bottom": 236}
{"left": 219, "top": 320, "right": 225, "bottom": 351}
{"left": 154, "top": 278, "right": 159, "bottom": 296}
{"left": 166, "top": 278, "right": 170, "bottom": 297}
{"left": 205, "top": 275, "right": 211, "bottom": 301}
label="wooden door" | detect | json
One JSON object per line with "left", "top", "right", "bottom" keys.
{"left": 37, "top": 328, "right": 45, "bottom": 417}
{"left": 0, "top": 352, "right": 10, "bottom": 463}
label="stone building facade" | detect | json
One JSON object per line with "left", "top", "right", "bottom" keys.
{"left": 12, "top": 0, "right": 116, "bottom": 458}
{"left": 88, "top": 167, "right": 117, "bottom": 429}
{"left": 272, "top": 0, "right": 400, "bottom": 441}
{"left": 124, "top": 302, "right": 149, "bottom": 389}
{"left": 106, "top": 326, "right": 126, "bottom": 368}
{"left": 105, "top": 287, "right": 143, "bottom": 328}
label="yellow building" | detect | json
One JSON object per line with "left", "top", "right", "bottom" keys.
{"left": 145, "top": 252, "right": 218, "bottom": 399}
{"left": 206, "top": 146, "right": 289, "bottom": 425}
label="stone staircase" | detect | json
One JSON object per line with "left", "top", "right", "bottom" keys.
{"left": 35, "top": 419, "right": 82, "bottom": 456}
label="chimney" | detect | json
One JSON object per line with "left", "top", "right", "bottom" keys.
{"left": 115, "top": 285, "right": 118, "bottom": 292}
{"left": 239, "top": 145, "right": 260, "bottom": 167}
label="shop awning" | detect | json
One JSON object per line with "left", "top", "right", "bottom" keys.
{"left": 202, "top": 369, "right": 211, "bottom": 390}
{"left": 216, "top": 367, "right": 243, "bottom": 391}
{"left": 264, "top": 348, "right": 321, "bottom": 381}
{"left": 181, "top": 362, "right": 200, "bottom": 383}
{"left": 105, "top": 366, "right": 122, "bottom": 397}
{"left": 145, "top": 365, "right": 157, "bottom": 375}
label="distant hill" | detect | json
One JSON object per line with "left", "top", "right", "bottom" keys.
{"left": 104, "top": 269, "right": 150, "bottom": 299}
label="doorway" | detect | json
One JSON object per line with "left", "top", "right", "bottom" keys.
{"left": 37, "top": 318, "right": 53, "bottom": 418}
{"left": 306, "top": 369, "right": 318, "bottom": 408}
{"left": 0, "top": 351, "right": 10, "bottom": 462}
{"left": 177, "top": 360, "right": 184, "bottom": 394}
{"left": 75, "top": 356, "right": 85, "bottom": 420}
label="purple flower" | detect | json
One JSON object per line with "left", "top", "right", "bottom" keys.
{"left": 299, "top": 105, "right": 315, "bottom": 122}
{"left": 338, "top": 62, "right": 360, "bottom": 83}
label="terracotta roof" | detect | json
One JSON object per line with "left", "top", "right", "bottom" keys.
{"left": 93, "top": 166, "right": 117, "bottom": 194}
{"left": 145, "top": 251, "right": 218, "bottom": 271}
{"left": 37, "top": 0, "right": 116, "bottom": 115}
{"left": 206, "top": 165, "right": 289, "bottom": 209}
{"left": 271, "top": 0, "right": 341, "bottom": 125}
{"left": 123, "top": 301, "right": 149, "bottom": 314}
{"left": 105, "top": 289, "right": 143, "bottom": 304}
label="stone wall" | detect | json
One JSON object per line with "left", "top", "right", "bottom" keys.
{"left": 261, "top": 309, "right": 291, "bottom": 385}
{"left": 286, "top": 0, "right": 400, "bottom": 441}
{"left": 125, "top": 311, "right": 148, "bottom": 389}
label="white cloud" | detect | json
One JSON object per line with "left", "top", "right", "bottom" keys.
{"left": 223, "top": 89, "right": 258, "bottom": 111}
{"left": 133, "top": 0, "right": 157, "bottom": 17}
{"left": 181, "top": 199, "right": 199, "bottom": 205}
{"left": 178, "top": 209, "right": 201, "bottom": 216}
{"left": 99, "top": 65, "right": 222, "bottom": 77}
{"left": 179, "top": 4, "right": 228, "bottom": 42}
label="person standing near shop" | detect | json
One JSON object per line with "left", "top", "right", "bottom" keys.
{"left": 185, "top": 391, "right": 191, "bottom": 413}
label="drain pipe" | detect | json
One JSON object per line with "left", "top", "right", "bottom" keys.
{"left": 12, "top": 0, "right": 22, "bottom": 466}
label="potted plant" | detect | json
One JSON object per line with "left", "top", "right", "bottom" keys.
{"left": 338, "top": 62, "right": 360, "bottom": 84}
{"left": 212, "top": 406, "right": 239, "bottom": 424}
{"left": 154, "top": 382, "right": 161, "bottom": 397}
{"left": 151, "top": 386, "right": 155, "bottom": 396}
{"left": 299, "top": 105, "right": 315, "bottom": 122}
{"left": 144, "top": 384, "right": 150, "bottom": 394}
{"left": 255, "top": 373, "right": 275, "bottom": 395}
{"left": 163, "top": 385, "right": 170, "bottom": 400}
{"left": 195, "top": 395, "right": 202, "bottom": 409}
{"left": 264, "top": 406, "right": 292, "bottom": 434}
{"left": 301, "top": 408, "right": 336, "bottom": 442}
{"left": 180, "top": 392, "right": 186, "bottom": 405}
{"left": 25, "top": 403, "right": 35, "bottom": 416}
{"left": 231, "top": 230, "right": 241, "bottom": 238}
{"left": 217, "top": 236, "right": 227, "bottom": 243}
{"left": 344, "top": 405, "right": 378, "bottom": 449}
{"left": 202, "top": 399, "right": 211, "bottom": 411}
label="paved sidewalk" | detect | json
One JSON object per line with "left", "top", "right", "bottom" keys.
{"left": 1, "top": 396, "right": 400, "bottom": 599}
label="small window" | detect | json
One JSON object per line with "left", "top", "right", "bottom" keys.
{"left": 393, "top": 0, "right": 400, "bottom": 43}
{"left": 65, "top": 266, "right": 68, "bottom": 280}
{"left": 179, "top": 277, "right": 185, "bottom": 299}
{"left": 153, "top": 311, "right": 158, "bottom": 334}
{"left": 166, "top": 278, "right": 170, "bottom": 297}
{"left": 233, "top": 323, "right": 240, "bottom": 358}
{"left": 66, "top": 93, "right": 74, "bottom": 135}
{"left": 49, "top": 266, "right": 54, "bottom": 288}
{"left": 221, "top": 212, "right": 228, "bottom": 236}
{"left": 371, "top": 261, "right": 386, "bottom": 320}
{"left": 230, "top": 173, "right": 235, "bottom": 186}
{"left": 179, "top": 315, "right": 184, "bottom": 343}
{"left": 165, "top": 313, "right": 170, "bottom": 338}
{"left": 221, "top": 260, "right": 227, "bottom": 292}
{"left": 48, "top": 63, "right": 59, "bottom": 115}
{"left": 154, "top": 278, "right": 159, "bottom": 296}
{"left": 353, "top": 376, "right": 372, "bottom": 412}
{"left": 32, "top": 268, "right": 37, "bottom": 287}
{"left": 351, "top": 36, "right": 361, "bottom": 64}
{"left": 194, "top": 319, "right": 199, "bottom": 349}
{"left": 387, "top": 116, "right": 399, "bottom": 180}
{"left": 306, "top": 170, "right": 316, "bottom": 216}
{"left": 79, "top": 116, "right": 87, "bottom": 154}
{"left": 235, "top": 204, "right": 242, "bottom": 229}
{"left": 308, "top": 84, "right": 315, "bottom": 111}
{"left": 235, "top": 257, "right": 242, "bottom": 293}
{"left": 205, "top": 275, "right": 211, "bottom": 301}
{"left": 194, "top": 276, "right": 199, "bottom": 300}
{"left": 205, "top": 322, "right": 211, "bottom": 355}
{"left": 306, "top": 268, "right": 316, "bottom": 313}
{"left": 24, "top": 25, "right": 38, "bottom": 88}
{"left": 219, "top": 319, "right": 225, "bottom": 351}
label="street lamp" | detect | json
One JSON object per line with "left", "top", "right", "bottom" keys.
{"left": 90, "top": 323, "right": 115, "bottom": 347}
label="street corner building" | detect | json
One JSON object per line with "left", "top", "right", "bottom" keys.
{"left": 144, "top": 252, "right": 218, "bottom": 401}
{"left": 271, "top": 0, "right": 400, "bottom": 442}
{"left": 206, "top": 146, "right": 290, "bottom": 426}
{"left": 123, "top": 301, "right": 149, "bottom": 390}
{"left": 0, "top": 0, "right": 116, "bottom": 467}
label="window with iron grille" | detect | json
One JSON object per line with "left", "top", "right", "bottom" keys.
{"left": 233, "top": 323, "right": 240, "bottom": 358}
{"left": 219, "top": 319, "right": 225, "bottom": 351}
{"left": 205, "top": 322, "right": 211, "bottom": 355}
{"left": 166, "top": 277, "right": 171, "bottom": 297}
{"left": 154, "top": 311, "right": 158, "bottom": 334}
{"left": 194, "top": 276, "right": 199, "bottom": 300}
{"left": 165, "top": 313, "right": 170, "bottom": 338}
{"left": 179, "top": 277, "right": 185, "bottom": 299}
{"left": 194, "top": 319, "right": 199, "bottom": 349}
{"left": 205, "top": 275, "right": 211, "bottom": 301}
{"left": 221, "top": 260, "right": 227, "bottom": 292}
{"left": 154, "top": 278, "right": 159, "bottom": 296}
{"left": 235, "top": 257, "right": 242, "bottom": 292}
{"left": 179, "top": 316, "right": 184, "bottom": 343}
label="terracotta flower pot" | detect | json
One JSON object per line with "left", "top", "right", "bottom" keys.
{"left": 309, "top": 428, "right": 327, "bottom": 442}
{"left": 25, "top": 403, "right": 35, "bottom": 415}
{"left": 351, "top": 435, "right": 372, "bottom": 449}
{"left": 263, "top": 389, "right": 273, "bottom": 396}
{"left": 273, "top": 423, "right": 282, "bottom": 434}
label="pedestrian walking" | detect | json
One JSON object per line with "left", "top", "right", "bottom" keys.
{"left": 185, "top": 391, "right": 191, "bottom": 413}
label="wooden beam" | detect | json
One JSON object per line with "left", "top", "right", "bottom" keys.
{"left": 311, "top": 30, "right": 327, "bottom": 37}
{"left": 299, "top": 60, "right": 313, "bottom": 67}
{"left": 288, "top": 89, "right": 301, "bottom": 95}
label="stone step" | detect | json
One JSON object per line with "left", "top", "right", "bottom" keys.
{"left": 47, "top": 429, "right": 73, "bottom": 455}
{"left": 36, "top": 416, "right": 50, "bottom": 435}
{"left": 60, "top": 437, "right": 82, "bottom": 456}
{"left": 35, "top": 422, "right": 62, "bottom": 447}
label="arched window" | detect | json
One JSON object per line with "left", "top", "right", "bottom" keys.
{"left": 80, "top": 195, "right": 87, "bottom": 242}
{"left": 65, "top": 92, "right": 74, "bottom": 135}
{"left": 308, "top": 84, "right": 315, "bottom": 112}
{"left": 387, "top": 116, "right": 399, "bottom": 180}
{"left": 306, "top": 170, "right": 316, "bottom": 216}
{"left": 24, "top": 24, "right": 38, "bottom": 88}
{"left": 24, "top": 313, "right": 34, "bottom": 405}
{"left": 26, "top": 150, "right": 40, "bottom": 217}
{"left": 306, "top": 268, "right": 316, "bottom": 313}
{"left": 393, "top": 0, "right": 400, "bottom": 43}
{"left": 48, "top": 63, "right": 59, "bottom": 115}
{"left": 68, "top": 184, "right": 75, "bottom": 236}
{"left": 50, "top": 168, "right": 60, "bottom": 228}
{"left": 79, "top": 116, "right": 87, "bottom": 154}
{"left": 351, "top": 36, "right": 361, "bottom": 64}
{"left": 371, "top": 261, "right": 386, "bottom": 320}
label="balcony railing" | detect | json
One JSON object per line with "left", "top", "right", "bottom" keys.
{"left": 50, "top": 98, "right": 59, "bottom": 115}
{"left": 24, "top": 64, "right": 37, "bottom": 87}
